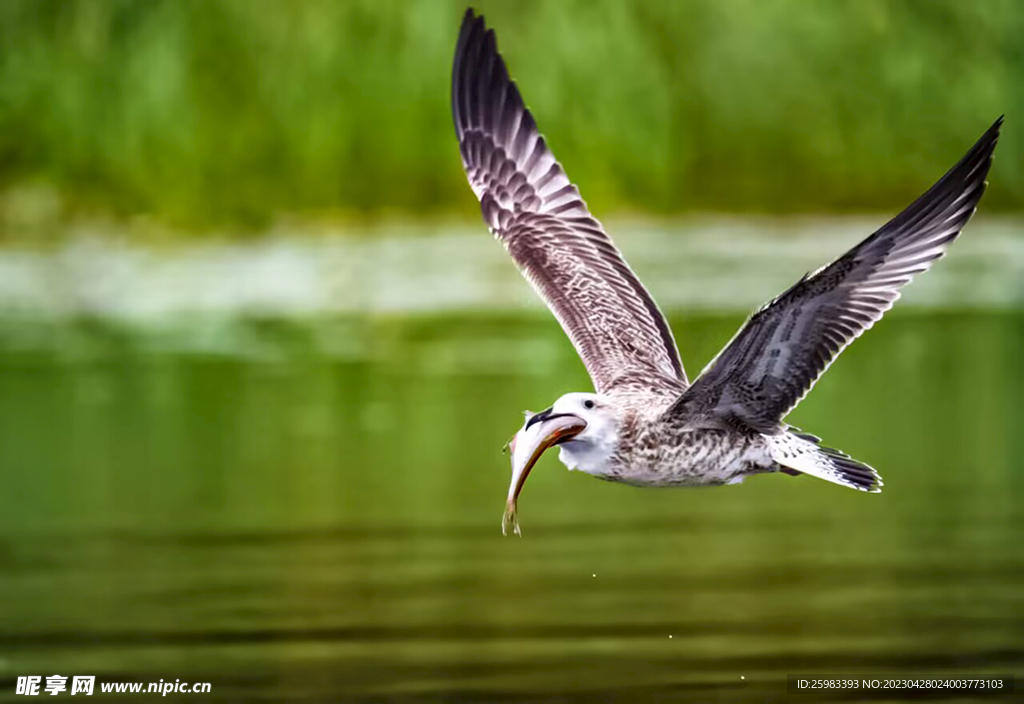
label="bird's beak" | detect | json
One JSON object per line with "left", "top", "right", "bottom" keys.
{"left": 502, "top": 409, "right": 587, "bottom": 536}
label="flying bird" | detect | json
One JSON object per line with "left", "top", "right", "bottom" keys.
{"left": 451, "top": 9, "right": 1002, "bottom": 535}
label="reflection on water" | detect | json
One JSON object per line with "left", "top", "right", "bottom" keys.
{"left": 0, "top": 219, "right": 1023, "bottom": 330}
{"left": 0, "top": 310, "right": 1022, "bottom": 702}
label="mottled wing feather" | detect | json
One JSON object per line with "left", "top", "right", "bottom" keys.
{"left": 670, "top": 117, "right": 1002, "bottom": 432}
{"left": 452, "top": 9, "right": 686, "bottom": 394}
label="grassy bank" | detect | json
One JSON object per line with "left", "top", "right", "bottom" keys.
{"left": 0, "top": 0, "right": 1020, "bottom": 233}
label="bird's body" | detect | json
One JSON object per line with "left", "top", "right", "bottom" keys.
{"left": 555, "top": 397, "right": 844, "bottom": 489}
{"left": 579, "top": 424, "right": 770, "bottom": 489}
{"left": 451, "top": 9, "right": 1001, "bottom": 533}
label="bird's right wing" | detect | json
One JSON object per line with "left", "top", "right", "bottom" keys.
{"left": 668, "top": 117, "right": 1002, "bottom": 432}
{"left": 452, "top": 9, "right": 686, "bottom": 396}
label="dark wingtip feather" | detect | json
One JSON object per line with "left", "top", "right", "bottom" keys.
{"left": 970, "top": 115, "right": 1002, "bottom": 180}
{"left": 452, "top": 9, "right": 487, "bottom": 139}
{"left": 906, "top": 116, "right": 1002, "bottom": 221}
{"left": 972, "top": 115, "right": 1002, "bottom": 152}
{"left": 957, "top": 116, "right": 1002, "bottom": 187}
{"left": 841, "top": 116, "right": 1003, "bottom": 271}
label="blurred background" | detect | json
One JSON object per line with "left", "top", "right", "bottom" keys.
{"left": 0, "top": 1, "right": 1022, "bottom": 701}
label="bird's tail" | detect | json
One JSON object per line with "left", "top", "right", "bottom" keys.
{"left": 768, "top": 430, "right": 882, "bottom": 492}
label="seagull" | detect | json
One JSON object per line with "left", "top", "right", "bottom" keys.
{"left": 451, "top": 9, "right": 1002, "bottom": 535}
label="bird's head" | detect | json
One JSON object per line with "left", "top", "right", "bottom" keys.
{"left": 546, "top": 392, "right": 620, "bottom": 450}
{"left": 502, "top": 392, "right": 620, "bottom": 535}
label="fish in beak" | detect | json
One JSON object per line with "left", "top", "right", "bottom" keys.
{"left": 502, "top": 408, "right": 587, "bottom": 536}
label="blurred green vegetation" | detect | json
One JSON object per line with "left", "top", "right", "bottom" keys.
{"left": 0, "top": 0, "right": 1020, "bottom": 232}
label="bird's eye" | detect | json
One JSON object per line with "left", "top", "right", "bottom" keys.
{"left": 583, "top": 399, "right": 595, "bottom": 410}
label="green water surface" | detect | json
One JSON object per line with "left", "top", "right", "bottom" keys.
{"left": 0, "top": 312, "right": 1022, "bottom": 701}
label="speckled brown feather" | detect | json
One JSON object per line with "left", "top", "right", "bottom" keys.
{"left": 452, "top": 9, "right": 685, "bottom": 396}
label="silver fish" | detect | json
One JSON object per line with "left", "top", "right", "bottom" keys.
{"left": 502, "top": 410, "right": 587, "bottom": 536}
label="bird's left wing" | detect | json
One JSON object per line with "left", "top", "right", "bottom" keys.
{"left": 452, "top": 9, "right": 686, "bottom": 395}
{"left": 668, "top": 117, "right": 1001, "bottom": 432}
